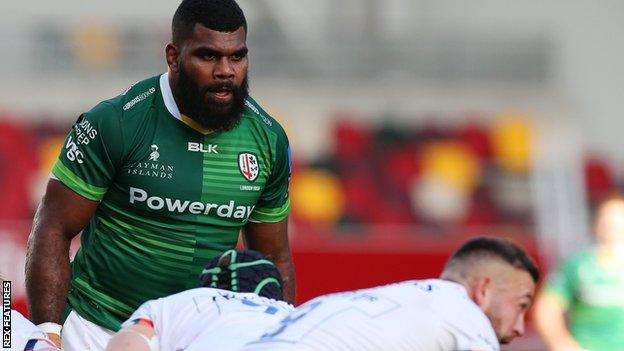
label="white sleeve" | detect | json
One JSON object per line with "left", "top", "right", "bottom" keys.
{"left": 10, "top": 310, "right": 59, "bottom": 351}
{"left": 22, "top": 338, "right": 60, "bottom": 350}
{"left": 120, "top": 290, "right": 212, "bottom": 351}
{"left": 121, "top": 299, "right": 159, "bottom": 329}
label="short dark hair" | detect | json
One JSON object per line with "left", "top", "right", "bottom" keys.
{"left": 445, "top": 236, "right": 540, "bottom": 283}
{"left": 199, "top": 249, "right": 283, "bottom": 300}
{"left": 172, "top": 0, "right": 247, "bottom": 44}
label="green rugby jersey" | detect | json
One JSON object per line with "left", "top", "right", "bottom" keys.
{"left": 544, "top": 248, "right": 624, "bottom": 350}
{"left": 51, "top": 73, "right": 291, "bottom": 331}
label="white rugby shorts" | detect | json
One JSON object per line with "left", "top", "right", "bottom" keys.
{"left": 62, "top": 310, "right": 115, "bottom": 351}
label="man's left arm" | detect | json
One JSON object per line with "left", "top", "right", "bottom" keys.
{"left": 243, "top": 219, "right": 296, "bottom": 304}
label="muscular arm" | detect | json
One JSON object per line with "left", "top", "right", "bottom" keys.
{"left": 533, "top": 291, "right": 584, "bottom": 351}
{"left": 243, "top": 219, "right": 296, "bottom": 304}
{"left": 25, "top": 179, "right": 99, "bottom": 326}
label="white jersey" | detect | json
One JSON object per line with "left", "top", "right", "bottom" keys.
{"left": 242, "top": 280, "right": 499, "bottom": 351}
{"left": 121, "top": 287, "right": 294, "bottom": 351}
{"left": 9, "top": 310, "right": 58, "bottom": 351}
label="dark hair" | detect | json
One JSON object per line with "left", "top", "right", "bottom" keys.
{"left": 199, "top": 249, "right": 283, "bottom": 300}
{"left": 446, "top": 236, "right": 540, "bottom": 283}
{"left": 172, "top": 0, "right": 247, "bottom": 44}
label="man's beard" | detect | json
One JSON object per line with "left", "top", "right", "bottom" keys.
{"left": 176, "top": 64, "right": 249, "bottom": 131}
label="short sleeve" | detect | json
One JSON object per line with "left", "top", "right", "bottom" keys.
{"left": 51, "top": 102, "right": 124, "bottom": 201}
{"left": 23, "top": 338, "right": 60, "bottom": 351}
{"left": 121, "top": 299, "right": 157, "bottom": 329}
{"left": 543, "top": 256, "right": 578, "bottom": 307}
{"left": 11, "top": 310, "right": 59, "bottom": 351}
{"left": 249, "top": 128, "right": 291, "bottom": 223}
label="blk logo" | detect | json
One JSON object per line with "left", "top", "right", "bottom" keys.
{"left": 188, "top": 142, "right": 218, "bottom": 154}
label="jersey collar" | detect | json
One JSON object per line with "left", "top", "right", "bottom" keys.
{"left": 160, "top": 72, "right": 213, "bottom": 135}
{"left": 160, "top": 72, "right": 181, "bottom": 121}
{"left": 434, "top": 279, "right": 471, "bottom": 299}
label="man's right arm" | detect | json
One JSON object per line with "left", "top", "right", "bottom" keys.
{"left": 25, "top": 179, "right": 100, "bottom": 345}
{"left": 533, "top": 291, "right": 584, "bottom": 351}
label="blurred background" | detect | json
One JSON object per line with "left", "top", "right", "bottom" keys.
{"left": 2, "top": 1, "right": 624, "bottom": 349}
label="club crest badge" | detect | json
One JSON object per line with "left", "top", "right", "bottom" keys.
{"left": 239, "top": 152, "right": 259, "bottom": 182}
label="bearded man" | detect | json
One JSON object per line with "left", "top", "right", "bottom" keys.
{"left": 25, "top": 1, "right": 295, "bottom": 350}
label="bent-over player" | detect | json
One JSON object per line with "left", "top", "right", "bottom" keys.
{"left": 243, "top": 236, "right": 539, "bottom": 351}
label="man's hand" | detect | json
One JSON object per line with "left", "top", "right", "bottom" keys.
{"left": 46, "top": 332, "right": 62, "bottom": 349}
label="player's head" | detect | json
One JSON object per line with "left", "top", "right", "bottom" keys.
{"left": 594, "top": 193, "right": 624, "bottom": 248}
{"left": 167, "top": 0, "right": 249, "bottom": 132}
{"left": 199, "top": 249, "right": 283, "bottom": 300}
{"left": 440, "top": 236, "right": 539, "bottom": 345}
{"left": 172, "top": 0, "right": 247, "bottom": 45}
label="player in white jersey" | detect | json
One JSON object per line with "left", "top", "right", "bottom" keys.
{"left": 243, "top": 236, "right": 539, "bottom": 351}
{"left": 105, "top": 250, "right": 294, "bottom": 351}
{"left": 8, "top": 310, "right": 60, "bottom": 351}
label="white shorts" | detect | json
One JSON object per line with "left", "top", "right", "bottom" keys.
{"left": 62, "top": 310, "right": 115, "bottom": 351}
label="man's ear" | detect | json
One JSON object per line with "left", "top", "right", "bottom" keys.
{"left": 166, "top": 43, "right": 180, "bottom": 73}
{"left": 471, "top": 276, "right": 492, "bottom": 309}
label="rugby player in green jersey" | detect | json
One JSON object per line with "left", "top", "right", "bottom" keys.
{"left": 25, "top": 1, "right": 296, "bottom": 349}
{"left": 534, "top": 195, "right": 624, "bottom": 351}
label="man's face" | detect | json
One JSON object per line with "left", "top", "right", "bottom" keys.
{"left": 170, "top": 24, "right": 249, "bottom": 131}
{"left": 596, "top": 199, "right": 624, "bottom": 247}
{"left": 482, "top": 268, "right": 535, "bottom": 344}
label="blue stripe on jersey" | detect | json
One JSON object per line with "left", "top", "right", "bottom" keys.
{"left": 24, "top": 339, "right": 38, "bottom": 351}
